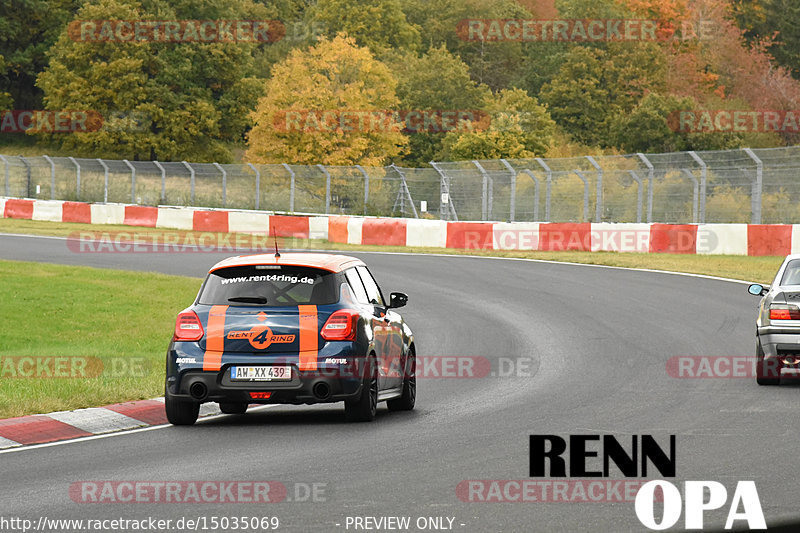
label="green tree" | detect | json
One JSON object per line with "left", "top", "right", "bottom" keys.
{"left": 609, "top": 93, "right": 743, "bottom": 153}
{"left": 308, "top": 0, "right": 421, "bottom": 56}
{"left": 438, "top": 88, "right": 555, "bottom": 160}
{"left": 246, "top": 35, "right": 407, "bottom": 166}
{"left": 540, "top": 43, "right": 665, "bottom": 147}
{"left": 36, "top": 0, "right": 272, "bottom": 161}
{"left": 390, "top": 45, "right": 490, "bottom": 165}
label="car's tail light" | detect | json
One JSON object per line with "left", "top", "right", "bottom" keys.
{"left": 174, "top": 310, "right": 204, "bottom": 341}
{"left": 321, "top": 309, "right": 359, "bottom": 341}
{"left": 249, "top": 392, "right": 271, "bottom": 399}
{"left": 769, "top": 304, "right": 800, "bottom": 320}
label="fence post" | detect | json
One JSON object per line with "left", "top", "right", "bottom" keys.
{"left": 153, "top": 161, "right": 165, "bottom": 203}
{"left": 681, "top": 168, "right": 699, "bottom": 224}
{"left": 182, "top": 161, "right": 195, "bottom": 205}
{"left": 19, "top": 156, "right": 31, "bottom": 198}
{"left": 520, "top": 169, "right": 540, "bottom": 222}
{"left": 430, "top": 161, "right": 457, "bottom": 221}
{"left": 213, "top": 162, "right": 226, "bottom": 207}
{"left": 355, "top": 164, "right": 369, "bottom": 216}
{"left": 389, "top": 164, "right": 419, "bottom": 218}
{"left": 317, "top": 164, "right": 331, "bottom": 214}
{"left": 247, "top": 163, "right": 261, "bottom": 210}
{"left": 637, "top": 153, "right": 654, "bottom": 223}
{"left": 743, "top": 148, "right": 763, "bottom": 224}
{"left": 97, "top": 158, "right": 109, "bottom": 203}
{"left": 124, "top": 160, "right": 135, "bottom": 204}
{"left": 628, "top": 171, "right": 643, "bottom": 223}
{"left": 574, "top": 170, "right": 590, "bottom": 222}
{"left": 688, "top": 151, "right": 707, "bottom": 224}
{"left": 68, "top": 157, "right": 81, "bottom": 200}
{"left": 281, "top": 163, "right": 295, "bottom": 213}
{"left": 42, "top": 155, "right": 55, "bottom": 200}
{"left": 500, "top": 159, "right": 517, "bottom": 222}
{"left": 473, "top": 160, "right": 492, "bottom": 220}
{"left": 535, "top": 158, "right": 552, "bottom": 222}
{"left": 0, "top": 155, "right": 9, "bottom": 197}
{"left": 586, "top": 155, "right": 602, "bottom": 222}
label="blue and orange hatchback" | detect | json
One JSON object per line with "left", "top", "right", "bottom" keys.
{"left": 165, "top": 253, "right": 415, "bottom": 424}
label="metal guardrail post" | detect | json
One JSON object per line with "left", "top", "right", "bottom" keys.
{"left": 628, "top": 171, "right": 643, "bottom": 223}
{"left": 42, "top": 155, "right": 55, "bottom": 200}
{"left": 500, "top": 159, "right": 517, "bottom": 222}
{"left": 153, "top": 161, "right": 165, "bottom": 203}
{"left": 182, "top": 161, "right": 195, "bottom": 205}
{"left": 520, "top": 169, "right": 540, "bottom": 222}
{"left": 574, "top": 170, "right": 590, "bottom": 222}
{"left": 97, "top": 158, "right": 109, "bottom": 203}
{"left": 637, "top": 153, "right": 654, "bottom": 223}
{"left": 0, "top": 155, "right": 9, "bottom": 197}
{"left": 317, "top": 164, "right": 331, "bottom": 214}
{"left": 535, "top": 158, "right": 552, "bottom": 222}
{"left": 744, "top": 148, "right": 763, "bottom": 224}
{"left": 123, "top": 160, "right": 135, "bottom": 204}
{"left": 430, "top": 161, "right": 457, "bottom": 221}
{"left": 282, "top": 163, "right": 295, "bottom": 213}
{"left": 248, "top": 163, "right": 261, "bottom": 210}
{"left": 68, "top": 157, "right": 81, "bottom": 200}
{"left": 688, "top": 151, "right": 707, "bottom": 224}
{"left": 213, "top": 162, "right": 226, "bottom": 207}
{"left": 681, "top": 168, "right": 699, "bottom": 224}
{"left": 586, "top": 155, "right": 602, "bottom": 222}
{"left": 19, "top": 156, "right": 31, "bottom": 198}
{"left": 389, "top": 164, "right": 419, "bottom": 219}
{"left": 355, "top": 165, "right": 369, "bottom": 216}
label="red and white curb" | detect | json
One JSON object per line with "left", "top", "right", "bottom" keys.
{"left": 0, "top": 398, "right": 223, "bottom": 449}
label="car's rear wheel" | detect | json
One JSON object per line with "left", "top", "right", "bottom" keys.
{"left": 387, "top": 349, "right": 416, "bottom": 412}
{"left": 345, "top": 354, "right": 378, "bottom": 422}
{"left": 165, "top": 393, "right": 200, "bottom": 425}
{"left": 756, "top": 339, "right": 781, "bottom": 386}
{"left": 219, "top": 402, "right": 248, "bottom": 415}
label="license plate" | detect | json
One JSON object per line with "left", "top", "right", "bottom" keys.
{"left": 230, "top": 366, "right": 292, "bottom": 381}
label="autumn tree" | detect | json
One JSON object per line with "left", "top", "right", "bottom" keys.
{"left": 438, "top": 88, "right": 555, "bottom": 160}
{"left": 246, "top": 35, "right": 407, "bottom": 166}
{"left": 37, "top": 0, "right": 273, "bottom": 161}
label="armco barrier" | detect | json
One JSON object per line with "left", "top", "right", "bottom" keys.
{"left": 0, "top": 197, "right": 796, "bottom": 256}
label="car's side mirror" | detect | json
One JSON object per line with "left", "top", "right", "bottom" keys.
{"left": 388, "top": 292, "right": 408, "bottom": 309}
{"left": 748, "top": 284, "right": 768, "bottom": 296}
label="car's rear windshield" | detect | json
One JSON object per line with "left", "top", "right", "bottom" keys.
{"left": 781, "top": 259, "right": 800, "bottom": 286}
{"left": 198, "top": 265, "right": 338, "bottom": 306}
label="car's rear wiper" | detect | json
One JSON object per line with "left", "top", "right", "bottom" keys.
{"left": 228, "top": 296, "right": 268, "bottom": 304}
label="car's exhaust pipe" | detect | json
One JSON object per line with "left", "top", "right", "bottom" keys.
{"left": 312, "top": 382, "right": 331, "bottom": 400}
{"left": 188, "top": 380, "right": 208, "bottom": 401}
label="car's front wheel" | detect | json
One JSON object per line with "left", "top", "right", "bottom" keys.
{"left": 219, "top": 402, "right": 248, "bottom": 415}
{"left": 165, "top": 393, "right": 200, "bottom": 425}
{"left": 756, "top": 339, "right": 781, "bottom": 386}
{"left": 345, "top": 354, "right": 378, "bottom": 422}
{"left": 387, "top": 349, "right": 416, "bottom": 412}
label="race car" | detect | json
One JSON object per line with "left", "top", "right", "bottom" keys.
{"left": 164, "top": 253, "right": 415, "bottom": 424}
{"left": 748, "top": 254, "right": 800, "bottom": 385}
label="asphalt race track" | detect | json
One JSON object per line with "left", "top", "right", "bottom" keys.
{"left": 1, "top": 233, "right": 798, "bottom": 532}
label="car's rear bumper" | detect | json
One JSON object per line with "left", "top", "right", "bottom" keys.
{"left": 757, "top": 327, "right": 800, "bottom": 367}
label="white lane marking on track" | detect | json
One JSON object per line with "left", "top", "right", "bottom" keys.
{"left": 0, "top": 404, "right": 280, "bottom": 455}
{"left": 0, "top": 232, "right": 758, "bottom": 285}
{"left": 47, "top": 408, "right": 147, "bottom": 434}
